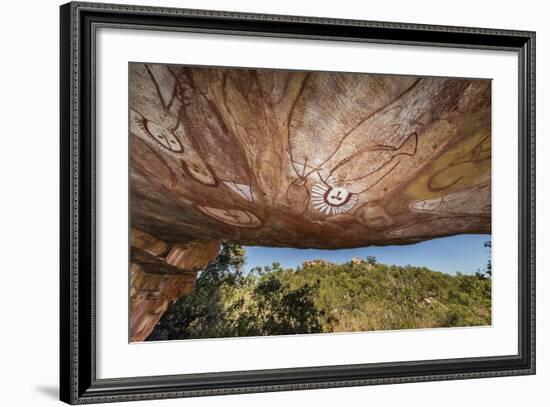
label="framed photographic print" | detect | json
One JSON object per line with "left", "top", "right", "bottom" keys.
{"left": 60, "top": 1, "right": 536, "bottom": 404}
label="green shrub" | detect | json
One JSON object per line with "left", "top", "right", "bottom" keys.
{"left": 147, "top": 243, "right": 491, "bottom": 340}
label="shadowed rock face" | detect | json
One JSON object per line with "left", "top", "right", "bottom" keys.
{"left": 130, "top": 64, "right": 491, "bottom": 248}
{"left": 129, "top": 229, "right": 221, "bottom": 341}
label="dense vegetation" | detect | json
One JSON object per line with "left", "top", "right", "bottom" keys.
{"left": 147, "top": 243, "right": 491, "bottom": 341}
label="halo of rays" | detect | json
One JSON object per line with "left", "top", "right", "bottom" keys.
{"left": 311, "top": 183, "right": 359, "bottom": 216}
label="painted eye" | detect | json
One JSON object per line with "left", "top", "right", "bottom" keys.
{"left": 130, "top": 110, "right": 183, "bottom": 154}
{"left": 144, "top": 121, "right": 183, "bottom": 153}
{"left": 311, "top": 183, "right": 358, "bottom": 215}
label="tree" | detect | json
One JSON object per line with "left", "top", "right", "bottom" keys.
{"left": 147, "top": 244, "right": 492, "bottom": 340}
{"left": 484, "top": 241, "right": 492, "bottom": 277}
{"left": 366, "top": 256, "right": 378, "bottom": 266}
{"left": 238, "top": 272, "right": 322, "bottom": 336}
{"left": 476, "top": 240, "right": 492, "bottom": 279}
{"left": 147, "top": 244, "right": 322, "bottom": 340}
{"left": 146, "top": 242, "right": 246, "bottom": 341}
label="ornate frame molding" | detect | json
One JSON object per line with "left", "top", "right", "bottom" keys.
{"left": 60, "top": 2, "right": 535, "bottom": 404}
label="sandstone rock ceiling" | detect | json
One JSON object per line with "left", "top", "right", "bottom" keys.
{"left": 129, "top": 63, "right": 491, "bottom": 249}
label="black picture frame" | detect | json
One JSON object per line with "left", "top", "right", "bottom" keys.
{"left": 60, "top": 1, "right": 536, "bottom": 404}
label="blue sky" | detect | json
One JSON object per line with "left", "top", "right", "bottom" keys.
{"left": 244, "top": 234, "right": 491, "bottom": 275}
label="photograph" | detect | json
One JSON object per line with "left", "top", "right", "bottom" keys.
{"left": 129, "top": 63, "right": 492, "bottom": 342}
{"left": 56, "top": 1, "right": 536, "bottom": 404}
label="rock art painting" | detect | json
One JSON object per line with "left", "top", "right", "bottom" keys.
{"left": 130, "top": 63, "right": 490, "bottom": 248}
{"left": 128, "top": 63, "right": 491, "bottom": 340}
{"left": 311, "top": 182, "right": 358, "bottom": 215}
